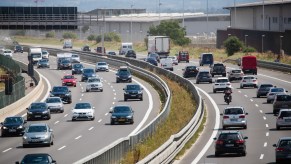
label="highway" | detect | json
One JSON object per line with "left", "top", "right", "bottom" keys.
{"left": 0, "top": 51, "right": 161, "bottom": 163}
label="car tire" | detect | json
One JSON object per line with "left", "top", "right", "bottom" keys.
{"left": 124, "top": 98, "right": 127, "bottom": 101}
{"left": 74, "top": 85, "right": 76, "bottom": 87}
{"left": 243, "top": 125, "right": 247, "bottom": 129}
{"left": 241, "top": 151, "right": 246, "bottom": 156}
{"left": 223, "top": 74, "right": 226, "bottom": 77}
{"left": 276, "top": 126, "right": 280, "bottom": 130}
{"left": 222, "top": 126, "right": 226, "bottom": 130}
{"left": 100, "top": 89, "right": 103, "bottom": 92}
{"left": 213, "top": 89, "right": 216, "bottom": 93}
{"left": 23, "top": 144, "right": 28, "bottom": 148}
{"left": 1, "top": 133, "right": 6, "bottom": 137}
{"left": 240, "top": 85, "right": 243, "bottom": 89}
{"left": 60, "top": 110, "right": 64, "bottom": 113}
{"left": 47, "top": 115, "right": 51, "bottom": 120}
{"left": 267, "top": 100, "right": 271, "bottom": 103}
{"left": 68, "top": 100, "right": 72, "bottom": 104}
{"left": 110, "top": 120, "right": 114, "bottom": 125}
{"left": 215, "top": 151, "right": 220, "bottom": 157}
{"left": 140, "top": 97, "right": 143, "bottom": 101}
{"left": 257, "top": 94, "right": 260, "bottom": 98}
{"left": 72, "top": 118, "right": 76, "bottom": 121}
{"left": 91, "top": 117, "right": 95, "bottom": 121}
{"left": 130, "top": 120, "right": 134, "bottom": 124}
{"left": 51, "top": 141, "right": 54, "bottom": 145}
{"left": 212, "top": 74, "right": 214, "bottom": 77}
{"left": 196, "top": 81, "right": 199, "bottom": 84}
{"left": 116, "top": 80, "right": 119, "bottom": 83}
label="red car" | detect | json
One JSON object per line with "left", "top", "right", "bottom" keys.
{"left": 62, "top": 75, "right": 77, "bottom": 87}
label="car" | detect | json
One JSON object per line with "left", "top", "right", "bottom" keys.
{"left": 276, "top": 109, "right": 291, "bottom": 130}
{"left": 214, "top": 131, "right": 248, "bottom": 157}
{"left": 26, "top": 102, "right": 50, "bottom": 121}
{"left": 16, "top": 153, "right": 57, "bottom": 164}
{"left": 81, "top": 45, "right": 91, "bottom": 51}
{"left": 57, "top": 59, "right": 72, "bottom": 70}
{"left": 14, "top": 45, "right": 23, "bottom": 53}
{"left": 160, "top": 58, "right": 174, "bottom": 71}
{"left": 41, "top": 50, "right": 49, "bottom": 59}
{"left": 240, "top": 75, "right": 258, "bottom": 88}
{"left": 256, "top": 83, "right": 274, "bottom": 98}
{"left": 85, "top": 77, "right": 103, "bottom": 92}
{"left": 22, "top": 123, "right": 54, "bottom": 148}
{"left": 199, "top": 53, "right": 213, "bottom": 66}
{"left": 45, "top": 97, "right": 64, "bottom": 113}
{"left": 96, "top": 46, "right": 106, "bottom": 54}
{"left": 196, "top": 70, "right": 212, "bottom": 84}
{"left": 273, "top": 137, "right": 291, "bottom": 163}
{"left": 124, "top": 84, "right": 143, "bottom": 101}
{"left": 182, "top": 65, "right": 199, "bottom": 78}
{"left": 210, "top": 63, "right": 226, "bottom": 77}
{"left": 228, "top": 69, "right": 244, "bottom": 82}
{"left": 221, "top": 107, "right": 248, "bottom": 129}
{"left": 273, "top": 94, "right": 291, "bottom": 114}
{"left": 72, "top": 63, "right": 84, "bottom": 75}
{"left": 110, "top": 105, "right": 134, "bottom": 125}
{"left": 50, "top": 86, "right": 72, "bottom": 104}
{"left": 177, "top": 51, "right": 189, "bottom": 63}
{"left": 1, "top": 116, "right": 26, "bottom": 137}
{"left": 145, "top": 57, "right": 158, "bottom": 66}
{"left": 107, "top": 51, "right": 116, "bottom": 55}
{"left": 81, "top": 68, "right": 96, "bottom": 82}
{"left": 267, "top": 87, "right": 288, "bottom": 103}
{"left": 168, "top": 56, "right": 178, "bottom": 65}
{"left": 37, "top": 59, "right": 50, "bottom": 68}
{"left": 125, "top": 50, "right": 137, "bottom": 58}
{"left": 71, "top": 54, "right": 80, "bottom": 63}
{"left": 3, "top": 49, "right": 13, "bottom": 58}
{"left": 95, "top": 62, "right": 109, "bottom": 72}
{"left": 148, "top": 53, "right": 160, "bottom": 63}
{"left": 62, "top": 75, "right": 77, "bottom": 87}
{"left": 71, "top": 102, "right": 95, "bottom": 121}
{"left": 213, "top": 77, "right": 231, "bottom": 93}
{"left": 63, "top": 39, "right": 73, "bottom": 49}
{"left": 116, "top": 66, "right": 132, "bottom": 83}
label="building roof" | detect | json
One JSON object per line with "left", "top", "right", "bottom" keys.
{"left": 224, "top": 0, "right": 291, "bottom": 9}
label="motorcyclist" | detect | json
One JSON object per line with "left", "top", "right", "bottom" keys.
{"left": 224, "top": 87, "right": 232, "bottom": 102}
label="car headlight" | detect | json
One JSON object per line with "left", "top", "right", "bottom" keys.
{"left": 50, "top": 93, "right": 54, "bottom": 97}
{"left": 73, "top": 112, "right": 78, "bottom": 114}
{"left": 42, "top": 111, "right": 48, "bottom": 114}
{"left": 111, "top": 116, "right": 116, "bottom": 119}
{"left": 27, "top": 111, "right": 32, "bottom": 114}
{"left": 65, "top": 93, "right": 70, "bottom": 96}
{"left": 2, "top": 126, "right": 7, "bottom": 129}
{"left": 128, "top": 75, "right": 132, "bottom": 78}
{"left": 116, "top": 75, "right": 120, "bottom": 78}
{"left": 41, "top": 134, "right": 49, "bottom": 139}
{"left": 138, "top": 91, "right": 142, "bottom": 94}
{"left": 126, "top": 115, "right": 133, "bottom": 118}
{"left": 62, "top": 81, "right": 65, "bottom": 83}
{"left": 72, "top": 69, "right": 75, "bottom": 71}
{"left": 23, "top": 135, "right": 27, "bottom": 139}
{"left": 17, "top": 125, "right": 23, "bottom": 129}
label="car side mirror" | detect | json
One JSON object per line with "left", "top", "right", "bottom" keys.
{"left": 61, "top": 78, "right": 63, "bottom": 80}
{"left": 220, "top": 113, "right": 223, "bottom": 116}
{"left": 50, "top": 91, "right": 52, "bottom": 93}
{"left": 24, "top": 121, "right": 27, "bottom": 124}
{"left": 52, "top": 160, "right": 57, "bottom": 164}
{"left": 286, "top": 91, "right": 288, "bottom": 92}
{"left": 0, "top": 122, "right": 3, "bottom": 125}
{"left": 243, "top": 136, "right": 248, "bottom": 139}
{"left": 123, "top": 88, "right": 125, "bottom": 90}
{"left": 273, "top": 144, "right": 277, "bottom": 147}
{"left": 246, "top": 112, "right": 249, "bottom": 115}
{"left": 69, "top": 90, "right": 71, "bottom": 92}
{"left": 109, "top": 110, "right": 112, "bottom": 113}
{"left": 49, "top": 129, "right": 53, "bottom": 132}
{"left": 213, "top": 137, "right": 217, "bottom": 140}
{"left": 26, "top": 108, "right": 29, "bottom": 110}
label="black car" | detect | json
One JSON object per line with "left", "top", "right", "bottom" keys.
{"left": 273, "top": 137, "right": 291, "bottom": 163}
{"left": 16, "top": 153, "right": 57, "bottom": 164}
{"left": 14, "top": 45, "right": 23, "bottom": 53}
{"left": 37, "top": 59, "right": 50, "bottom": 68}
{"left": 145, "top": 57, "right": 158, "bottom": 66}
{"left": 27, "top": 102, "right": 51, "bottom": 121}
{"left": 72, "top": 63, "right": 84, "bottom": 75}
{"left": 256, "top": 83, "right": 274, "bottom": 98}
{"left": 148, "top": 53, "right": 160, "bottom": 63}
{"left": 81, "top": 68, "right": 96, "bottom": 82}
{"left": 124, "top": 84, "right": 143, "bottom": 101}
{"left": 196, "top": 71, "right": 212, "bottom": 84}
{"left": 183, "top": 66, "right": 199, "bottom": 78}
{"left": 125, "top": 50, "right": 136, "bottom": 58}
{"left": 108, "top": 51, "right": 116, "bottom": 55}
{"left": 57, "top": 59, "right": 72, "bottom": 70}
{"left": 210, "top": 63, "right": 226, "bottom": 77}
{"left": 50, "top": 86, "right": 72, "bottom": 104}
{"left": 116, "top": 66, "right": 132, "bottom": 83}
{"left": 110, "top": 105, "right": 134, "bottom": 125}
{"left": 1, "top": 116, "right": 26, "bottom": 137}
{"left": 214, "top": 131, "right": 248, "bottom": 157}
{"left": 81, "top": 45, "right": 91, "bottom": 51}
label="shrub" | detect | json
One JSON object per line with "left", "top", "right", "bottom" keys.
{"left": 81, "top": 25, "right": 89, "bottom": 33}
{"left": 13, "top": 30, "right": 26, "bottom": 36}
{"left": 45, "top": 31, "right": 55, "bottom": 38}
{"left": 242, "top": 46, "right": 256, "bottom": 53}
{"left": 87, "top": 34, "right": 96, "bottom": 41}
{"left": 62, "top": 32, "right": 77, "bottom": 39}
{"left": 223, "top": 36, "right": 243, "bottom": 56}
{"left": 95, "top": 32, "right": 121, "bottom": 43}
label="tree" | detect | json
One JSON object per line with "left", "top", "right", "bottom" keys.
{"left": 147, "top": 20, "right": 191, "bottom": 46}
{"left": 82, "top": 25, "right": 89, "bottom": 33}
{"left": 62, "top": 32, "right": 77, "bottom": 39}
{"left": 46, "top": 31, "right": 55, "bottom": 38}
{"left": 223, "top": 36, "right": 243, "bottom": 56}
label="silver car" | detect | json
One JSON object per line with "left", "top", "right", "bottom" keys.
{"left": 85, "top": 77, "right": 103, "bottom": 92}
{"left": 221, "top": 106, "right": 248, "bottom": 129}
{"left": 95, "top": 62, "right": 109, "bottom": 72}
{"left": 23, "top": 123, "right": 54, "bottom": 148}
{"left": 276, "top": 109, "right": 291, "bottom": 130}
{"left": 267, "top": 87, "right": 288, "bottom": 103}
{"left": 46, "top": 97, "right": 64, "bottom": 113}
{"left": 228, "top": 69, "right": 244, "bottom": 82}
{"left": 71, "top": 54, "right": 80, "bottom": 63}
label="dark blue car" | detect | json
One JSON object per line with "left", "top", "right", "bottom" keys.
{"left": 110, "top": 106, "right": 134, "bottom": 125}
{"left": 81, "top": 68, "right": 96, "bottom": 82}
{"left": 145, "top": 57, "right": 158, "bottom": 66}
{"left": 1, "top": 116, "right": 26, "bottom": 136}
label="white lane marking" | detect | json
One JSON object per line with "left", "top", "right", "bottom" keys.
{"left": 250, "top": 99, "right": 253, "bottom": 102}
{"left": 2, "top": 148, "right": 12, "bottom": 153}
{"left": 81, "top": 94, "right": 84, "bottom": 97}
{"left": 114, "top": 93, "right": 116, "bottom": 96}
{"left": 110, "top": 86, "right": 113, "bottom": 88}
{"left": 54, "top": 121, "right": 59, "bottom": 124}
{"left": 107, "top": 83, "right": 110, "bottom": 85}
{"left": 191, "top": 87, "right": 220, "bottom": 164}
{"left": 104, "top": 80, "right": 107, "bottom": 82}
{"left": 88, "top": 127, "right": 94, "bottom": 131}
{"left": 79, "top": 84, "right": 82, "bottom": 86}
{"left": 39, "top": 71, "right": 52, "bottom": 102}
{"left": 110, "top": 107, "right": 113, "bottom": 110}
{"left": 263, "top": 116, "right": 266, "bottom": 120}
{"left": 81, "top": 87, "right": 83, "bottom": 90}
{"left": 80, "top": 98, "right": 82, "bottom": 101}
{"left": 98, "top": 119, "right": 102, "bottom": 123}
{"left": 260, "top": 154, "right": 264, "bottom": 159}
{"left": 75, "top": 136, "right": 82, "bottom": 140}
{"left": 238, "top": 90, "right": 241, "bottom": 93}
{"left": 244, "top": 95, "right": 248, "bottom": 97}
{"left": 114, "top": 97, "right": 116, "bottom": 100}
{"left": 266, "top": 124, "right": 269, "bottom": 128}
{"left": 258, "top": 73, "right": 291, "bottom": 84}
{"left": 255, "top": 104, "right": 259, "bottom": 107}
{"left": 112, "top": 102, "right": 115, "bottom": 105}
{"left": 264, "top": 142, "right": 267, "bottom": 147}
{"left": 58, "top": 146, "right": 66, "bottom": 150}
{"left": 260, "top": 110, "right": 263, "bottom": 113}
{"left": 21, "top": 113, "right": 26, "bottom": 117}
{"left": 113, "top": 89, "right": 116, "bottom": 92}
{"left": 64, "top": 114, "right": 68, "bottom": 117}
{"left": 266, "top": 132, "right": 269, "bottom": 137}
{"left": 105, "top": 113, "right": 108, "bottom": 116}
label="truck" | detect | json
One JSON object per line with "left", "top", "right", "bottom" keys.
{"left": 239, "top": 55, "right": 257, "bottom": 75}
{"left": 119, "top": 42, "right": 133, "bottom": 55}
{"left": 29, "top": 47, "right": 42, "bottom": 64}
{"left": 148, "top": 36, "right": 170, "bottom": 58}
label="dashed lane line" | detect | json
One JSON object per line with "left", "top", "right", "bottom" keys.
{"left": 105, "top": 113, "right": 108, "bottom": 116}
{"left": 54, "top": 121, "right": 59, "bottom": 125}
{"left": 266, "top": 132, "right": 269, "bottom": 137}
{"left": 98, "top": 119, "right": 102, "bottom": 123}
{"left": 264, "top": 142, "right": 267, "bottom": 147}
{"left": 260, "top": 110, "right": 263, "bottom": 113}
{"left": 260, "top": 154, "right": 264, "bottom": 160}
{"left": 2, "top": 148, "right": 12, "bottom": 153}
{"left": 255, "top": 104, "right": 259, "bottom": 107}
{"left": 88, "top": 127, "right": 94, "bottom": 131}
{"left": 266, "top": 124, "right": 269, "bottom": 128}
{"left": 64, "top": 114, "right": 68, "bottom": 117}
{"left": 263, "top": 116, "right": 266, "bottom": 120}
{"left": 75, "top": 136, "right": 82, "bottom": 140}
{"left": 58, "top": 146, "right": 66, "bottom": 150}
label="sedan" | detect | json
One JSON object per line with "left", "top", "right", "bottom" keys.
{"left": 213, "top": 77, "right": 231, "bottom": 93}
{"left": 85, "top": 77, "right": 103, "bottom": 92}
{"left": 125, "top": 50, "right": 136, "bottom": 58}
{"left": 167, "top": 56, "right": 178, "bottom": 65}
{"left": 26, "top": 102, "right": 50, "bottom": 121}
{"left": 221, "top": 106, "right": 248, "bottom": 129}
{"left": 37, "top": 59, "right": 50, "bottom": 68}
{"left": 110, "top": 105, "right": 134, "bottom": 125}
{"left": 71, "top": 54, "right": 80, "bottom": 63}
{"left": 72, "top": 103, "right": 95, "bottom": 121}
{"left": 16, "top": 153, "right": 57, "bottom": 164}
{"left": 148, "top": 53, "right": 160, "bottom": 63}
{"left": 62, "top": 75, "right": 77, "bottom": 87}
{"left": 240, "top": 75, "right": 258, "bottom": 88}
{"left": 3, "top": 49, "right": 13, "bottom": 58}
{"left": 1, "top": 116, "right": 26, "bottom": 137}
{"left": 182, "top": 65, "right": 199, "bottom": 78}
{"left": 145, "top": 57, "right": 158, "bottom": 66}
{"left": 273, "top": 137, "right": 291, "bottom": 163}
{"left": 14, "top": 45, "right": 23, "bottom": 53}
{"left": 256, "top": 83, "right": 274, "bottom": 98}
{"left": 108, "top": 51, "right": 116, "bottom": 55}
{"left": 45, "top": 97, "right": 64, "bottom": 113}
{"left": 95, "top": 62, "right": 109, "bottom": 72}
{"left": 22, "top": 123, "right": 54, "bottom": 148}
{"left": 267, "top": 87, "right": 288, "bottom": 103}
{"left": 276, "top": 109, "right": 291, "bottom": 130}
{"left": 42, "top": 50, "right": 49, "bottom": 59}
{"left": 72, "top": 63, "right": 84, "bottom": 75}
{"left": 81, "top": 45, "right": 91, "bottom": 51}
{"left": 228, "top": 69, "right": 244, "bottom": 82}
{"left": 124, "top": 84, "right": 143, "bottom": 101}
{"left": 273, "top": 94, "right": 291, "bottom": 114}
{"left": 81, "top": 68, "right": 96, "bottom": 82}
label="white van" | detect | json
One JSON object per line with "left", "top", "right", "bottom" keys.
{"left": 160, "top": 58, "right": 174, "bottom": 71}
{"left": 29, "top": 47, "right": 42, "bottom": 64}
{"left": 119, "top": 42, "right": 133, "bottom": 55}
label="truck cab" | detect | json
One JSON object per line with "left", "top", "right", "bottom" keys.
{"left": 240, "top": 56, "right": 257, "bottom": 75}
{"left": 199, "top": 53, "right": 213, "bottom": 66}
{"left": 29, "top": 48, "right": 42, "bottom": 64}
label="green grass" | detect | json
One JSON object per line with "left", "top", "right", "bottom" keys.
{"left": 0, "top": 67, "right": 6, "bottom": 91}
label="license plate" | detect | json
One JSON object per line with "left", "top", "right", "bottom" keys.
{"left": 220, "top": 84, "right": 225, "bottom": 86}
{"left": 67, "top": 83, "right": 71, "bottom": 84}
{"left": 202, "top": 77, "right": 207, "bottom": 79}
{"left": 31, "top": 139, "right": 40, "bottom": 142}
{"left": 35, "top": 115, "right": 41, "bottom": 118}
{"left": 230, "top": 119, "right": 238, "bottom": 121}
{"left": 285, "top": 119, "right": 291, "bottom": 122}
{"left": 225, "top": 144, "right": 234, "bottom": 147}
{"left": 9, "top": 129, "right": 16, "bottom": 132}
{"left": 118, "top": 118, "right": 125, "bottom": 121}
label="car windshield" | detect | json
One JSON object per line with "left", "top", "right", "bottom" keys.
{"left": 149, "top": 54, "right": 158, "bottom": 58}
{"left": 84, "top": 69, "right": 94, "bottom": 73}
{"left": 30, "top": 103, "right": 46, "bottom": 110}
{"left": 114, "top": 107, "right": 131, "bottom": 113}
{"left": 232, "top": 70, "right": 241, "bottom": 73}
{"left": 279, "top": 140, "right": 291, "bottom": 147}
{"left": 186, "top": 66, "right": 197, "bottom": 70}
{"left": 276, "top": 95, "right": 291, "bottom": 101}
{"left": 73, "top": 64, "right": 83, "bottom": 68}
{"left": 42, "top": 51, "right": 48, "bottom": 54}
{"left": 61, "top": 60, "right": 70, "bottom": 64}
{"left": 218, "top": 133, "right": 240, "bottom": 140}
{"left": 72, "top": 54, "right": 78, "bottom": 58}
{"left": 216, "top": 79, "right": 228, "bottom": 83}
{"left": 64, "top": 75, "right": 74, "bottom": 79}
{"left": 199, "top": 72, "right": 209, "bottom": 76}
{"left": 88, "top": 78, "right": 100, "bottom": 83}
{"left": 280, "top": 111, "right": 291, "bottom": 117}
{"left": 261, "top": 84, "right": 273, "bottom": 88}
{"left": 147, "top": 57, "right": 156, "bottom": 61}
{"left": 224, "top": 108, "right": 243, "bottom": 115}
{"left": 119, "top": 71, "right": 130, "bottom": 75}
{"left": 4, "top": 117, "right": 22, "bottom": 124}
{"left": 46, "top": 98, "right": 61, "bottom": 103}
{"left": 98, "top": 62, "right": 107, "bottom": 66}
{"left": 52, "top": 87, "right": 68, "bottom": 92}
{"left": 15, "top": 45, "right": 21, "bottom": 49}
{"left": 32, "top": 53, "right": 41, "bottom": 58}
{"left": 126, "top": 85, "right": 140, "bottom": 90}
{"left": 22, "top": 154, "right": 50, "bottom": 163}
{"left": 27, "top": 126, "right": 47, "bottom": 133}
{"left": 4, "top": 50, "right": 11, "bottom": 53}
{"left": 75, "top": 103, "right": 91, "bottom": 109}
{"left": 39, "top": 60, "right": 48, "bottom": 63}
{"left": 271, "top": 88, "right": 284, "bottom": 92}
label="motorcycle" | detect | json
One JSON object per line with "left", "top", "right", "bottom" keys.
{"left": 224, "top": 94, "right": 231, "bottom": 105}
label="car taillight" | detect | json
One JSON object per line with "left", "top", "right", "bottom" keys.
{"left": 223, "top": 116, "right": 229, "bottom": 119}
{"left": 253, "top": 80, "right": 256, "bottom": 82}
{"left": 243, "top": 80, "right": 246, "bottom": 82}
{"left": 216, "top": 140, "right": 224, "bottom": 145}
{"left": 276, "top": 148, "right": 285, "bottom": 152}
{"left": 239, "top": 115, "right": 245, "bottom": 118}
{"left": 227, "top": 83, "right": 230, "bottom": 85}
{"left": 236, "top": 140, "right": 245, "bottom": 144}
{"left": 277, "top": 117, "right": 283, "bottom": 120}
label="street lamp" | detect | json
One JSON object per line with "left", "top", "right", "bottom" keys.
{"left": 262, "top": 0, "right": 265, "bottom": 30}
{"left": 158, "top": 0, "right": 162, "bottom": 24}
{"left": 261, "top": 35, "right": 265, "bottom": 53}
{"left": 182, "top": 0, "right": 185, "bottom": 28}
{"left": 280, "top": 35, "right": 284, "bottom": 52}
{"left": 234, "top": 0, "right": 236, "bottom": 27}
{"left": 206, "top": 0, "right": 209, "bottom": 40}
{"left": 244, "top": 34, "right": 248, "bottom": 47}
{"left": 130, "top": 3, "right": 134, "bottom": 43}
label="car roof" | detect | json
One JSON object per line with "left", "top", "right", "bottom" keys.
{"left": 5, "top": 116, "right": 23, "bottom": 119}
{"left": 219, "top": 130, "right": 241, "bottom": 134}
{"left": 279, "top": 109, "right": 291, "bottom": 112}
{"left": 47, "top": 97, "right": 61, "bottom": 99}
{"left": 114, "top": 105, "right": 131, "bottom": 108}
{"left": 279, "top": 137, "right": 291, "bottom": 140}
{"left": 224, "top": 106, "right": 244, "bottom": 109}
{"left": 243, "top": 75, "right": 256, "bottom": 77}
{"left": 198, "top": 70, "right": 209, "bottom": 73}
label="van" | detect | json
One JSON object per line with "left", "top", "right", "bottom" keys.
{"left": 177, "top": 51, "right": 189, "bottom": 63}
{"left": 119, "top": 43, "right": 133, "bottom": 55}
{"left": 199, "top": 53, "right": 214, "bottom": 66}
{"left": 96, "top": 46, "right": 106, "bottom": 54}
{"left": 240, "top": 56, "right": 257, "bottom": 75}
{"left": 160, "top": 58, "right": 174, "bottom": 71}
{"left": 29, "top": 47, "right": 42, "bottom": 64}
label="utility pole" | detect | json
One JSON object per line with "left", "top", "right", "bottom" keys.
{"left": 182, "top": 0, "right": 185, "bottom": 28}
{"left": 130, "top": 2, "right": 134, "bottom": 43}
{"left": 101, "top": 10, "right": 105, "bottom": 55}
{"left": 262, "top": 0, "right": 265, "bottom": 30}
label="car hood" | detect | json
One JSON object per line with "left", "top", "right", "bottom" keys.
{"left": 25, "top": 132, "right": 49, "bottom": 138}
{"left": 83, "top": 73, "right": 95, "bottom": 77}
{"left": 28, "top": 109, "right": 46, "bottom": 112}
{"left": 112, "top": 113, "right": 133, "bottom": 117}
{"left": 97, "top": 65, "right": 108, "bottom": 68}
{"left": 72, "top": 109, "right": 94, "bottom": 113}
{"left": 51, "top": 91, "right": 68, "bottom": 95}
{"left": 87, "top": 82, "right": 102, "bottom": 86}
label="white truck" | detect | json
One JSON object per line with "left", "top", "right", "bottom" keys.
{"left": 148, "top": 36, "right": 170, "bottom": 58}
{"left": 119, "top": 42, "right": 133, "bottom": 55}
{"left": 63, "top": 39, "right": 73, "bottom": 49}
{"left": 29, "top": 47, "right": 42, "bottom": 64}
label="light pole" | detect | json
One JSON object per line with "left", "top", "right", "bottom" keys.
{"left": 182, "top": 0, "right": 185, "bottom": 28}
{"left": 262, "top": 0, "right": 265, "bottom": 30}
{"left": 206, "top": 0, "right": 209, "bottom": 40}
{"left": 130, "top": 2, "right": 134, "bottom": 43}
{"left": 139, "top": 30, "right": 143, "bottom": 42}
{"left": 244, "top": 34, "right": 248, "bottom": 47}
{"left": 101, "top": 10, "right": 105, "bottom": 55}
{"left": 158, "top": 0, "right": 162, "bottom": 24}
{"left": 261, "top": 34, "right": 265, "bottom": 53}
{"left": 280, "top": 35, "right": 284, "bottom": 53}
{"left": 234, "top": 0, "right": 236, "bottom": 27}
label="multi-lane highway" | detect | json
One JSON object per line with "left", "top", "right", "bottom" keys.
{"left": 0, "top": 51, "right": 161, "bottom": 163}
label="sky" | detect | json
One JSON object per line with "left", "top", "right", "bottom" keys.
{"left": 0, "top": 0, "right": 258, "bottom": 12}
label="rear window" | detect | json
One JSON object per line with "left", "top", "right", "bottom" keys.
{"left": 219, "top": 133, "right": 240, "bottom": 140}
{"left": 260, "top": 84, "right": 273, "bottom": 88}
{"left": 186, "top": 66, "right": 197, "bottom": 70}
{"left": 224, "top": 108, "right": 244, "bottom": 115}
{"left": 279, "top": 140, "right": 291, "bottom": 147}
{"left": 276, "top": 95, "right": 291, "bottom": 101}
{"left": 232, "top": 70, "right": 241, "bottom": 73}
{"left": 271, "top": 88, "right": 284, "bottom": 92}
{"left": 280, "top": 111, "right": 291, "bottom": 117}
{"left": 216, "top": 79, "right": 229, "bottom": 83}
{"left": 199, "top": 72, "right": 209, "bottom": 76}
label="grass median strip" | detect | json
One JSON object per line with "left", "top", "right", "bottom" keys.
{"left": 0, "top": 67, "right": 6, "bottom": 91}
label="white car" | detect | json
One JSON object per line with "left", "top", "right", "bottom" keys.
{"left": 42, "top": 50, "right": 49, "bottom": 59}
{"left": 267, "top": 87, "right": 288, "bottom": 103}
{"left": 167, "top": 56, "right": 178, "bottom": 65}
{"left": 95, "top": 62, "right": 109, "bottom": 72}
{"left": 240, "top": 75, "right": 258, "bottom": 88}
{"left": 213, "top": 77, "right": 231, "bottom": 93}
{"left": 86, "top": 77, "right": 103, "bottom": 92}
{"left": 71, "top": 54, "right": 80, "bottom": 63}
{"left": 160, "top": 58, "right": 174, "bottom": 71}
{"left": 276, "top": 109, "right": 291, "bottom": 130}
{"left": 45, "top": 97, "right": 64, "bottom": 113}
{"left": 72, "top": 102, "right": 95, "bottom": 121}
{"left": 3, "top": 49, "right": 13, "bottom": 58}
{"left": 221, "top": 106, "right": 248, "bottom": 129}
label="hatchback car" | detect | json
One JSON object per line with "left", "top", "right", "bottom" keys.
{"left": 95, "top": 62, "right": 109, "bottom": 72}
{"left": 3, "top": 49, "right": 13, "bottom": 58}
{"left": 213, "top": 77, "right": 231, "bottom": 93}
{"left": 22, "top": 123, "right": 54, "bottom": 148}
{"left": 210, "top": 63, "right": 226, "bottom": 77}
{"left": 124, "top": 84, "right": 143, "bottom": 101}
{"left": 16, "top": 153, "right": 57, "bottom": 164}
{"left": 177, "top": 51, "right": 189, "bottom": 63}
{"left": 71, "top": 54, "right": 80, "bottom": 63}
{"left": 81, "top": 68, "right": 96, "bottom": 82}
{"left": 228, "top": 69, "right": 244, "bottom": 82}
{"left": 183, "top": 66, "right": 199, "bottom": 78}
{"left": 240, "top": 75, "right": 258, "bottom": 88}
{"left": 273, "top": 137, "right": 291, "bottom": 163}
{"left": 145, "top": 57, "right": 158, "bottom": 66}
{"left": 71, "top": 102, "right": 95, "bottom": 121}
{"left": 221, "top": 107, "right": 248, "bottom": 129}
{"left": 41, "top": 50, "right": 49, "bottom": 59}
{"left": 85, "top": 77, "right": 103, "bottom": 92}
{"left": 110, "top": 105, "right": 134, "bottom": 125}
{"left": 50, "top": 86, "right": 72, "bottom": 104}
{"left": 58, "top": 59, "right": 72, "bottom": 70}
{"left": 72, "top": 63, "right": 84, "bottom": 75}
{"left": 1, "top": 116, "right": 26, "bottom": 137}
{"left": 45, "top": 97, "right": 64, "bottom": 113}
{"left": 14, "top": 45, "right": 23, "bottom": 53}
{"left": 148, "top": 53, "right": 160, "bottom": 63}
{"left": 196, "top": 71, "right": 212, "bottom": 84}
{"left": 116, "top": 66, "right": 132, "bottom": 83}
{"left": 37, "top": 59, "right": 50, "bottom": 68}
{"left": 214, "top": 131, "right": 248, "bottom": 157}
{"left": 81, "top": 45, "right": 91, "bottom": 51}
{"left": 276, "top": 109, "right": 291, "bottom": 130}
{"left": 168, "top": 56, "right": 178, "bottom": 65}
{"left": 62, "top": 75, "right": 77, "bottom": 87}
{"left": 26, "top": 102, "right": 50, "bottom": 121}
{"left": 256, "top": 83, "right": 274, "bottom": 98}
{"left": 125, "top": 50, "right": 136, "bottom": 58}
{"left": 267, "top": 87, "right": 288, "bottom": 103}
{"left": 273, "top": 94, "right": 291, "bottom": 114}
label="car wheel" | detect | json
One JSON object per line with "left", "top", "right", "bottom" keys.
{"left": 51, "top": 140, "right": 54, "bottom": 145}
{"left": 100, "top": 89, "right": 103, "bottom": 92}
{"left": 1, "top": 133, "right": 6, "bottom": 137}
{"left": 243, "top": 125, "right": 247, "bottom": 129}
{"left": 91, "top": 117, "right": 95, "bottom": 121}
{"left": 276, "top": 126, "right": 280, "bottom": 130}
{"left": 196, "top": 81, "right": 199, "bottom": 84}
{"left": 241, "top": 151, "right": 246, "bottom": 156}
{"left": 72, "top": 118, "right": 76, "bottom": 121}
{"left": 140, "top": 97, "right": 143, "bottom": 101}
{"left": 23, "top": 144, "right": 28, "bottom": 148}
{"left": 212, "top": 74, "right": 214, "bottom": 77}
{"left": 74, "top": 85, "right": 76, "bottom": 87}
{"left": 240, "top": 85, "right": 243, "bottom": 89}
{"left": 116, "top": 80, "right": 119, "bottom": 83}
{"left": 223, "top": 74, "right": 226, "bottom": 77}
{"left": 267, "top": 100, "right": 270, "bottom": 103}
{"left": 124, "top": 98, "right": 127, "bottom": 101}
{"left": 257, "top": 94, "right": 260, "bottom": 98}
{"left": 60, "top": 110, "right": 64, "bottom": 113}
{"left": 222, "top": 126, "right": 226, "bottom": 130}
{"left": 130, "top": 120, "right": 134, "bottom": 124}
{"left": 47, "top": 115, "right": 51, "bottom": 120}
{"left": 110, "top": 120, "right": 114, "bottom": 125}
{"left": 213, "top": 89, "right": 216, "bottom": 93}
{"left": 86, "top": 89, "right": 89, "bottom": 92}
{"left": 215, "top": 151, "right": 220, "bottom": 157}
{"left": 68, "top": 100, "right": 72, "bottom": 104}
